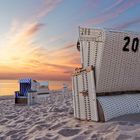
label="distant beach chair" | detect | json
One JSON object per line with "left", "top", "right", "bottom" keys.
{"left": 37, "top": 81, "right": 51, "bottom": 95}
{"left": 72, "top": 27, "right": 140, "bottom": 122}
{"left": 62, "top": 83, "right": 68, "bottom": 93}
{"left": 15, "top": 78, "right": 39, "bottom": 105}
{"left": 39, "top": 81, "right": 49, "bottom": 89}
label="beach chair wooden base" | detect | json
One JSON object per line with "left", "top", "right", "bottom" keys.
{"left": 72, "top": 66, "right": 98, "bottom": 121}
{"left": 15, "top": 91, "right": 37, "bottom": 105}
{"left": 15, "top": 97, "right": 28, "bottom": 105}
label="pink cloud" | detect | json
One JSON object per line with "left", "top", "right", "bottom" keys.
{"left": 58, "top": 44, "right": 75, "bottom": 51}
{"left": 25, "top": 23, "right": 44, "bottom": 36}
{"left": 101, "top": 0, "right": 124, "bottom": 14}
{"left": 45, "top": 63, "right": 73, "bottom": 69}
{"left": 85, "top": 0, "right": 100, "bottom": 9}
{"left": 78, "top": 0, "right": 100, "bottom": 17}
{"left": 85, "top": 0, "right": 140, "bottom": 26}
{"left": 36, "top": 0, "right": 63, "bottom": 19}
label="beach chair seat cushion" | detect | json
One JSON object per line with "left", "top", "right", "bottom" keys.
{"left": 97, "top": 94, "right": 140, "bottom": 121}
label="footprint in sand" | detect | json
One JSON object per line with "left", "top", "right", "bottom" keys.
{"left": 15, "top": 119, "right": 25, "bottom": 123}
{"left": 0, "top": 135, "right": 6, "bottom": 140}
{"left": 7, "top": 122, "right": 17, "bottom": 128}
{"left": 10, "top": 133, "right": 23, "bottom": 140}
{"left": 82, "top": 130, "right": 93, "bottom": 135}
{"left": 135, "top": 137, "right": 140, "bottom": 140}
{"left": 34, "top": 136, "right": 49, "bottom": 140}
{"left": 46, "top": 133, "right": 54, "bottom": 137}
{"left": 4, "top": 129, "right": 18, "bottom": 136}
{"left": 0, "top": 119, "right": 8, "bottom": 124}
{"left": 39, "top": 123, "right": 52, "bottom": 128}
{"left": 75, "top": 123, "right": 81, "bottom": 127}
{"left": 46, "top": 135, "right": 59, "bottom": 140}
{"left": 28, "top": 125, "right": 43, "bottom": 134}
{"left": 72, "top": 135, "right": 87, "bottom": 140}
{"left": 58, "top": 128, "right": 81, "bottom": 137}
{"left": 5, "top": 114, "right": 17, "bottom": 119}
{"left": 91, "top": 134, "right": 102, "bottom": 139}
{"left": 48, "top": 121, "right": 67, "bottom": 131}
{"left": 116, "top": 134, "right": 132, "bottom": 140}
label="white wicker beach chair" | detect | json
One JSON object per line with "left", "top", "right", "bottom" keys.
{"left": 72, "top": 27, "right": 140, "bottom": 121}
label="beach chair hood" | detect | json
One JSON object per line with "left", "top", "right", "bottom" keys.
{"left": 19, "top": 78, "right": 31, "bottom": 96}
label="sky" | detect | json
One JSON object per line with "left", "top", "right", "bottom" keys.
{"left": 0, "top": 0, "right": 140, "bottom": 81}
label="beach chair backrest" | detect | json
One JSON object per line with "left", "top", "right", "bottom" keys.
{"left": 19, "top": 78, "right": 31, "bottom": 96}
{"left": 79, "top": 27, "right": 140, "bottom": 94}
{"left": 79, "top": 27, "right": 104, "bottom": 68}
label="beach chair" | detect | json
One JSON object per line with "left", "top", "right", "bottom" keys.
{"left": 37, "top": 81, "right": 51, "bottom": 95}
{"left": 15, "top": 78, "right": 39, "bottom": 105}
{"left": 72, "top": 27, "right": 140, "bottom": 121}
{"left": 62, "top": 83, "right": 68, "bottom": 93}
{"left": 39, "top": 81, "right": 49, "bottom": 90}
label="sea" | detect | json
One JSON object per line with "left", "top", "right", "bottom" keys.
{"left": 0, "top": 80, "right": 71, "bottom": 96}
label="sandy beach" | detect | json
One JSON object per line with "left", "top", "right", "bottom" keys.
{"left": 0, "top": 92, "right": 140, "bottom": 140}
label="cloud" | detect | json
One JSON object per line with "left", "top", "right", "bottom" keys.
{"left": 11, "top": 22, "right": 44, "bottom": 44}
{"left": 60, "top": 44, "right": 75, "bottom": 50}
{"left": 43, "top": 43, "right": 80, "bottom": 69}
{"left": 25, "top": 23, "right": 44, "bottom": 36}
{"left": 0, "top": 21, "right": 45, "bottom": 70}
{"left": 36, "top": 0, "right": 63, "bottom": 19}
{"left": 63, "top": 71, "right": 72, "bottom": 74}
{"left": 0, "top": 2, "right": 51, "bottom": 65}
{"left": 0, "top": 25, "right": 79, "bottom": 80}
{"left": 84, "top": 0, "right": 100, "bottom": 9}
{"left": 100, "top": 0, "right": 124, "bottom": 14}
{"left": 85, "top": 0, "right": 140, "bottom": 26}
{"left": 44, "top": 63, "right": 74, "bottom": 77}
{"left": 0, "top": 0, "right": 80, "bottom": 81}
{"left": 114, "top": 18, "right": 140, "bottom": 29}
{"left": 78, "top": 0, "right": 100, "bottom": 17}
{"left": 46, "top": 63, "right": 73, "bottom": 69}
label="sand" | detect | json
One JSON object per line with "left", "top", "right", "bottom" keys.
{"left": 0, "top": 92, "right": 140, "bottom": 140}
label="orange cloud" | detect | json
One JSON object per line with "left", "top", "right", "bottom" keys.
{"left": 0, "top": 23, "right": 80, "bottom": 81}
{"left": 0, "top": 22, "right": 44, "bottom": 67}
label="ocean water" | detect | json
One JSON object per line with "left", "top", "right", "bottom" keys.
{"left": 0, "top": 80, "right": 71, "bottom": 96}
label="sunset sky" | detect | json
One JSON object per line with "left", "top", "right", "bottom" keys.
{"left": 0, "top": 0, "right": 140, "bottom": 81}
